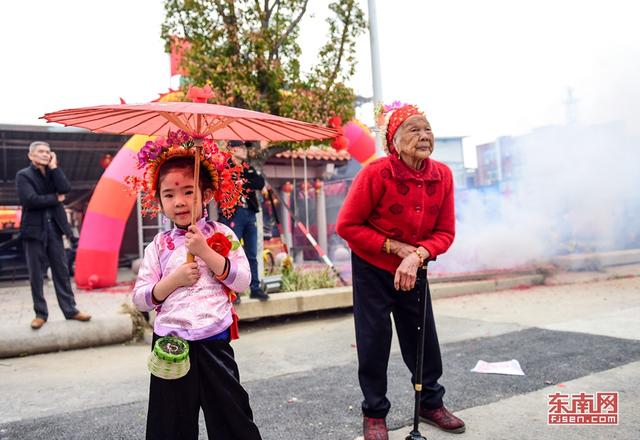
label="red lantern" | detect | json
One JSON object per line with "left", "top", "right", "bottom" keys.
{"left": 282, "top": 181, "right": 293, "bottom": 193}
{"left": 314, "top": 179, "right": 323, "bottom": 191}
{"left": 331, "top": 135, "right": 349, "bottom": 151}
{"left": 99, "top": 154, "right": 113, "bottom": 169}
{"left": 300, "top": 181, "right": 311, "bottom": 192}
{"left": 328, "top": 115, "right": 342, "bottom": 129}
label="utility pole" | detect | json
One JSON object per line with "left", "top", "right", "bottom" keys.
{"left": 367, "top": 0, "right": 384, "bottom": 156}
{"left": 564, "top": 87, "right": 578, "bottom": 125}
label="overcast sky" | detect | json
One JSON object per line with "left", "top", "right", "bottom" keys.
{"left": 2, "top": 0, "right": 638, "bottom": 166}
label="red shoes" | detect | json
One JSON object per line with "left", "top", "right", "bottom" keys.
{"left": 362, "top": 406, "right": 464, "bottom": 438}
{"left": 420, "top": 405, "right": 466, "bottom": 433}
{"left": 363, "top": 416, "right": 388, "bottom": 440}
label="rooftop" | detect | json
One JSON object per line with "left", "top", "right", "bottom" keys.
{"left": 273, "top": 147, "right": 350, "bottom": 162}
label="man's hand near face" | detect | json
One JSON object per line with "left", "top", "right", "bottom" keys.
{"left": 48, "top": 151, "right": 58, "bottom": 169}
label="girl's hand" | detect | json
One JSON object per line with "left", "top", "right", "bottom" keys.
{"left": 389, "top": 239, "right": 417, "bottom": 258}
{"left": 185, "top": 225, "right": 209, "bottom": 257}
{"left": 172, "top": 262, "right": 200, "bottom": 287}
{"left": 394, "top": 252, "right": 421, "bottom": 291}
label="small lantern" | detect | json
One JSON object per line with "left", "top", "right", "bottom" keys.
{"left": 327, "top": 115, "right": 342, "bottom": 129}
{"left": 99, "top": 153, "right": 113, "bottom": 169}
{"left": 331, "top": 135, "right": 349, "bottom": 151}
{"left": 314, "top": 179, "right": 323, "bottom": 191}
{"left": 300, "top": 181, "right": 311, "bottom": 192}
{"left": 282, "top": 181, "right": 293, "bottom": 193}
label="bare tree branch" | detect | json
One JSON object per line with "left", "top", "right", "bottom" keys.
{"left": 262, "top": 0, "right": 272, "bottom": 29}
{"left": 214, "top": 0, "right": 241, "bottom": 56}
{"left": 267, "top": 0, "right": 280, "bottom": 18}
{"left": 269, "top": 0, "right": 308, "bottom": 62}
{"left": 324, "top": 5, "right": 352, "bottom": 99}
{"left": 172, "top": 0, "right": 192, "bottom": 40}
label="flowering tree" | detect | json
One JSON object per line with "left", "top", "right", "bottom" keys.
{"left": 161, "top": 0, "right": 366, "bottom": 125}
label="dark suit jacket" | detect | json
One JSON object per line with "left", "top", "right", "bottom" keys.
{"left": 16, "top": 164, "right": 73, "bottom": 241}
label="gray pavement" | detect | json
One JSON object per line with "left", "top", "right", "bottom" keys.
{"left": 0, "top": 276, "right": 135, "bottom": 358}
{"left": 0, "top": 272, "right": 639, "bottom": 439}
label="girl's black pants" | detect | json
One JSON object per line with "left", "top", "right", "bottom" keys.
{"left": 146, "top": 334, "right": 262, "bottom": 440}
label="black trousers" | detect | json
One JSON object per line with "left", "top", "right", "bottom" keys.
{"left": 146, "top": 333, "right": 262, "bottom": 440}
{"left": 23, "top": 223, "right": 78, "bottom": 320}
{"left": 352, "top": 252, "right": 445, "bottom": 419}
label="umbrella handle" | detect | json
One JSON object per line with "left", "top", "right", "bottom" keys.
{"left": 187, "top": 141, "right": 203, "bottom": 264}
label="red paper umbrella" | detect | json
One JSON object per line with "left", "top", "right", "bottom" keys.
{"left": 42, "top": 86, "right": 337, "bottom": 142}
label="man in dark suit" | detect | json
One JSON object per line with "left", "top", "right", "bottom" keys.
{"left": 16, "top": 141, "right": 91, "bottom": 330}
{"left": 220, "top": 141, "right": 269, "bottom": 303}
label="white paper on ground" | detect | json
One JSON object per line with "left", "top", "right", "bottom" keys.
{"left": 470, "top": 359, "right": 525, "bottom": 376}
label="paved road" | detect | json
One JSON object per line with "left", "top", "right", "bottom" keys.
{"left": 1, "top": 276, "right": 639, "bottom": 439}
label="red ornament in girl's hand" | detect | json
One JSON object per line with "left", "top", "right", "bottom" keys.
{"left": 207, "top": 233, "right": 232, "bottom": 256}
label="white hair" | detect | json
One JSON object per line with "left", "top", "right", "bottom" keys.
{"left": 393, "top": 128, "right": 403, "bottom": 148}
{"left": 29, "top": 141, "right": 50, "bottom": 154}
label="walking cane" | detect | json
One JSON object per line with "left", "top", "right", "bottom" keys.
{"left": 406, "top": 264, "right": 430, "bottom": 440}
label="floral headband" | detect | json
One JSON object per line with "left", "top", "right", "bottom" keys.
{"left": 125, "top": 129, "right": 246, "bottom": 219}
{"left": 375, "top": 101, "right": 425, "bottom": 155}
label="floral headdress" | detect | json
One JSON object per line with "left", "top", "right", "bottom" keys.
{"left": 374, "top": 101, "right": 425, "bottom": 155}
{"left": 125, "top": 129, "right": 246, "bottom": 218}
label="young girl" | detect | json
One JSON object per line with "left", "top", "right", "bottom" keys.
{"left": 130, "top": 132, "right": 262, "bottom": 440}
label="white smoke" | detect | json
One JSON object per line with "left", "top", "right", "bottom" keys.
{"left": 433, "top": 121, "right": 640, "bottom": 273}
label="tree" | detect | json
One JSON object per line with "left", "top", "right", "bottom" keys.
{"left": 161, "top": 0, "right": 366, "bottom": 126}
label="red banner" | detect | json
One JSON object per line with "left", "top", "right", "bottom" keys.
{"left": 170, "top": 37, "right": 191, "bottom": 77}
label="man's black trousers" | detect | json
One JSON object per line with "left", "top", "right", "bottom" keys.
{"left": 23, "top": 222, "right": 78, "bottom": 320}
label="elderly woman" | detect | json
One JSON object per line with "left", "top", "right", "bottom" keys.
{"left": 336, "top": 103, "right": 465, "bottom": 439}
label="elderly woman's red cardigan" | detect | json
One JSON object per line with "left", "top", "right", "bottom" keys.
{"left": 336, "top": 155, "right": 455, "bottom": 274}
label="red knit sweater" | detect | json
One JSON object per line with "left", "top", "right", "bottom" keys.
{"left": 336, "top": 155, "right": 455, "bottom": 274}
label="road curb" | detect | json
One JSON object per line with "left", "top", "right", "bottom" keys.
{"left": 0, "top": 315, "right": 133, "bottom": 358}
{"left": 235, "top": 274, "right": 545, "bottom": 320}
{"left": 551, "top": 249, "right": 640, "bottom": 270}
